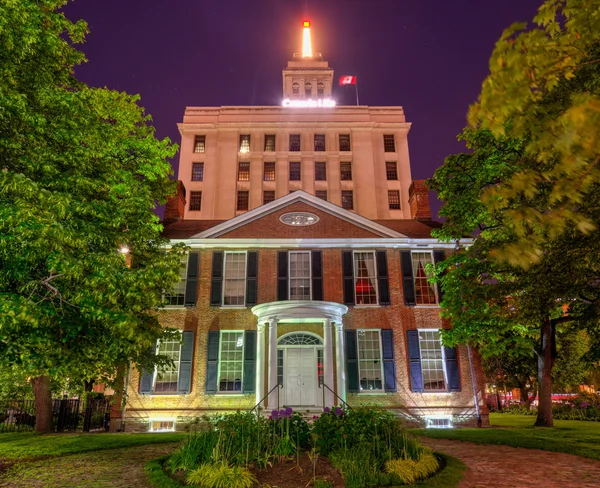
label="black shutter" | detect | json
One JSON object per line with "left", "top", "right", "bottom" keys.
{"left": 376, "top": 250, "right": 390, "bottom": 305}
{"left": 433, "top": 250, "right": 445, "bottom": 303}
{"left": 445, "top": 345, "right": 461, "bottom": 392}
{"left": 246, "top": 251, "right": 258, "bottom": 306}
{"left": 210, "top": 252, "right": 224, "bottom": 306}
{"left": 381, "top": 329, "right": 396, "bottom": 392}
{"left": 139, "top": 345, "right": 156, "bottom": 394}
{"left": 407, "top": 330, "right": 424, "bottom": 392}
{"left": 342, "top": 251, "right": 355, "bottom": 305}
{"left": 178, "top": 331, "right": 194, "bottom": 394}
{"left": 277, "top": 251, "right": 288, "bottom": 301}
{"left": 205, "top": 331, "right": 220, "bottom": 393}
{"left": 311, "top": 250, "right": 323, "bottom": 300}
{"left": 401, "top": 251, "right": 416, "bottom": 306}
{"left": 243, "top": 330, "right": 257, "bottom": 394}
{"left": 184, "top": 252, "right": 200, "bottom": 307}
{"left": 345, "top": 330, "right": 359, "bottom": 393}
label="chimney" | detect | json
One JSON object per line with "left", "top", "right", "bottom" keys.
{"left": 163, "top": 180, "right": 187, "bottom": 225}
{"left": 408, "top": 180, "right": 431, "bottom": 220}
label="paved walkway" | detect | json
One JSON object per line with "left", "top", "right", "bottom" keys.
{"left": 0, "top": 443, "right": 179, "bottom": 488}
{"left": 423, "top": 438, "right": 600, "bottom": 488}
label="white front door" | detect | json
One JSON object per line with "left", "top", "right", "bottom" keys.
{"left": 285, "top": 348, "right": 316, "bottom": 406}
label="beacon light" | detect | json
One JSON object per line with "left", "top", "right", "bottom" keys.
{"left": 303, "top": 21, "right": 310, "bottom": 27}
{"left": 302, "top": 20, "right": 312, "bottom": 57}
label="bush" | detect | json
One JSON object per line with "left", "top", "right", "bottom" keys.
{"left": 499, "top": 394, "right": 600, "bottom": 421}
{"left": 187, "top": 463, "right": 257, "bottom": 488}
{"left": 385, "top": 450, "right": 440, "bottom": 485}
{"left": 167, "top": 431, "right": 219, "bottom": 473}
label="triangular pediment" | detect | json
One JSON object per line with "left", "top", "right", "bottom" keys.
{"left": 191, "top": 191, "right": 407, "bottom": 239}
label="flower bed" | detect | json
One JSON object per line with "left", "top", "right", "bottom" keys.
{"left": 497, "top": 393, "right": 600, "bottom": 421}
{"left": 163, "top": 407, "right": 443, "bottom": 487}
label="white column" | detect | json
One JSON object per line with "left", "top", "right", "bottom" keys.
{"left": 323, "top": 319, "right": 334, "bottom": 406}
{"left": 334, "top": 320, "right": 346, "bottom": 403}
{"left": 267, "top": 319, "right": 279, "bottom": 409}
{"left": 255, "top": 323, "right": 266, "bottom": 409}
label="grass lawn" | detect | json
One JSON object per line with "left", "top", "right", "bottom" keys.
{"left": 0, "top": 432, "right": 184, "bottom": 461}
{"left": 413, "top": 413, "right": 600, "bottom": 460}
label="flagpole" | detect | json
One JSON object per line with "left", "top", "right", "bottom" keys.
{"left": 355, "top": 79, "right": 359, "bottom": 106}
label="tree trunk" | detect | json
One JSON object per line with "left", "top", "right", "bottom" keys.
{"left": 519, "top": 385, "right": 530, "bottom": 406}
{"left": 84, "top": 379, "right": 95, "bottom": 393}
{"left": 31, "top": 375, "right": 53, "bottom": 433}
{"left": 534, "top": 319, "right": 555, "bottom": 427}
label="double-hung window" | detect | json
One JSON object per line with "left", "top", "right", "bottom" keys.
{"left": 289, "top": 251, "right": 311, "bottom": 300}
{"left": 189, "top": 191, "right": 202, "bottom": 211}
{"left": 239, "top": 135, "right": 251, "bottom": 153}
{"left": 289, "top": 162, "right": 301, "bottom": 181}
{"left": 339, "top": 134, "right": 351, "bottom": 152}
{"left": 194, "top": 135, "right": 205, "bottom": 153}
{"left": 419, "top": 330, "right": 447, "bottom": 391}
{"left": 238, "top": 162, "right": 250, "bottom": 181}
{"left": 353, "top": 252, "right": 378, "bottom": 305}
{"left": 218, "top": 331, "right": 244, "bottom": 392}
{"left": 412, "top": 252, "right": 438, "bottom": 305}
{"left": 315, "top": 161, "right": 327, "bottom": 181}
{"left": 383, "top": 134, "right": 396, "bottom": 152}
{"left": 223, "top": 252, "right": 247, "bottom": 306}
{"left": 191, "top": 162, "right": 204, "bottom": 181}
{"left": 264, "top": 134, "right": 276, "bottom": 152}
{"left": 153, "top": 338, "right": 182, "bottom": 393}
{"left": 314, "top": 134, "right": 326, "bottom": 151}
{"left": 357, "top": 330, "right": 384, "bottom": 391}
{"left": 289, "top": 134, "right": 301, "bottom": 152}
{"left": 163, "top": 256, "right": 187, "bottom": 307}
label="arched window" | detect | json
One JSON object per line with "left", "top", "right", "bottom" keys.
{"left": 305, "top": 83, "right": 312, "bottom": 98}
{"left": 278, "top": 333, "right": 323, "bottom": 346}
{"left": 292, "top": 83, "right": 299, "bottom": 98}
{"left": 317, "top": 82, "right": 324, "bottom": 98}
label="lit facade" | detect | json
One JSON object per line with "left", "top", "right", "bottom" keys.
{"left": 119, "top": 22, "right": 487, "bottom": 432}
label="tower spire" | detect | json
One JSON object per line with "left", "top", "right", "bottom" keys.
{"left": 302, "top": 20, "right": 312, "bottom": 58}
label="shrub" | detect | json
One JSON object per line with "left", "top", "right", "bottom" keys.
{"left": 385, "top": 450, "right": 440, "bottom": 485}
{"left": 167, "top": 431, "right": 219, "bottom": 473}
{"left": 187, "top": 463, "right": 257, "bottom": 488}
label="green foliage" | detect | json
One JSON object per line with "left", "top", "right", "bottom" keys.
{"left": 500, "top": 394, "right": 600, "bottom": 421}
{"left": 145, "top": 455, "right": 183, "bottom": 488}
{"left": 313, "top": 480, "right": 333, "bottom": 488}
{"left": 186, "top": 463, "right": 257, "bottom": 488}
{"left": 329, "top": 443, "right": 383, "bottom": 488}
{"left": 385, "top": 450, "right": 440, "bottom": 485}
{"left": 407, "top": 453, "right": 466, "bottom": 488}
{"left": 166, "top": 431, "right": 219, "bottom": 473}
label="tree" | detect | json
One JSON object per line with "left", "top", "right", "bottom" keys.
{"left": 467, "top": 0, "right": 600, "bottom": 264}
{"left": 429, "top": 128, "right": 600, "bottom": 426}
{"left": 0, "top": 0, "right": 184, "bottom": 432}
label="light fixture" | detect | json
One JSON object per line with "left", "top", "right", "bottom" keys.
{"left": 119, "top": 246, "right": 130, "bottom": 254}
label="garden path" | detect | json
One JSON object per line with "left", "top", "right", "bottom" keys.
{"left": 0, "top": 442, "right": 179, "bottom": 488}
{"left": 423, "top": 438, "right": 600, "bottom": 488}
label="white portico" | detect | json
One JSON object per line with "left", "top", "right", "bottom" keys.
{"left": 251, "top": 301, "right": 348, "bottom": 409}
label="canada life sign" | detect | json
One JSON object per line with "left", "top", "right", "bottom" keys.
{"left": 282, "top": 98, "right": 336, "bottom": 108}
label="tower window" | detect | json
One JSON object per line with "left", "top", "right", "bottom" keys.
{"left": 317, "top": 83, "right": 324, "bottom": 98}
{"left": 237, "top": 191, "right": 249, "bottom": 211}
{"left": 305, "top": 83, "right": 312, "bottom": 98}
{"left": 289, "top": 162, "right": 301, "bottom": 181}
{"left": 239, "top": 134, "right": 251, "bottom": 153}
{"left": 386, "top": 162, "right": 398, "bottom": 180}
{"left": 264, "top": 162, "right": 275, "bottom": 181}
{"left": 289, "top": 134, "right": 301, "bottom": 152}
{"left": 316, "top": 190, "right": 328, "bottom": 201}
{"left": 383, "top": 135, "right": 396, "bottom": 152}
{"left": 315, "top": 162, "right": 327, "bottom": 181}
{"left": 194, "top": 135, "right": 205, "bottom": 153}
{"left": 263, "top": 191, "right": 275, "bottom": 204}
{"left": 264, "top": 134, "right": 276, "bottom": 152}
{"left": 339, "top": 134, "right": 351, "bottom": 152}
{"left": 191, "top": 162, "right": 204, "bottom": 181}
{"left": 340, "top": 162, "right": 353, "bottom": 181}
{"left": 342, "top": 190, "right": 354, "bottom": 210}
{"left": 292, "top": 83, "right": 299, "bottom": 98}
{"left": 189, "top": 191, "right": 202, "bottom": 211}
{"left": 238, "top": 162, "right": 250, "bottom": 181}
{"left": 388, "top": 190, "right": 401, "bottom": 210}
{"left": 314, "top": 134, "right": 326, "bottom": 152}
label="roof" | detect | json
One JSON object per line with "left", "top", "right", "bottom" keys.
{"left": 374, "top": 220, "right": 442, "bottom": 238}
{"left": 161, "top": 220, "right": 225, "bottom": 239}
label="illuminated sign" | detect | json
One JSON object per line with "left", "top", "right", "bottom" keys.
{"left": 282, "top": 98, "right": 336, "bottom": 108}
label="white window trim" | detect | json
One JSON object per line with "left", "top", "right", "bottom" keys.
{"left": 425, "top": 415, "right": 453, "bottom": 429}
{"left": 152, "top": 333, "right": 183, "bottom": 395}
{"left": 221, "top": 251, "right": 248, "bottom": 307}
{"left": 411, "top": 251, "right": 439, "bottom": 306}
{"left": 417, "top": 328, "right": 448, "bottom": 393}
{"left": 352, "top": 251, "right": 379, "bottom": 305}
{"left": 356, "top": 328, "right": 385, "bottom": 393}
{"left": 148, "top": 418, "right": 176, "bottom": 432}
{"left": 288, "top": 251, "right": 312, "bottom": 301}
{"left": 216, "top": 330, "right": 245, "bottom": 394}
{"left": 160, "top": 255, "right": 189, "bottom": 309}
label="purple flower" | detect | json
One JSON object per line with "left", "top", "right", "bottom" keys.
{"left": 271, "top": 409, "right": 279, "bottom": 419}
{"left": 279, "top": 409, "right": 288, "bottom": 418}
{"left": 580, "top": 402, "right": 590, "bottom": 408}
{"left": 333, "top": 407, "right": 343, "bottom": 416}
{"left": 323, "top": 407, "right": 331, "bottom": 413}
{"left": 285, "top": 407, "right": 293, "bottom": 416}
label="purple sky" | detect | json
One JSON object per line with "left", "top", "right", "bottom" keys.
{"left": 62, "top": 0, "right": 541, "bottom": 218}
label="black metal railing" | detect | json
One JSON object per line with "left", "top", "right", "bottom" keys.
{"left": 0, "top": 399, "right": 36, "bottom": 433}
{"left": 319, "top": 383, "right": 352, "bottom": 411}
{"left": 250, "top": 383, "right": 282, "bottom": 415}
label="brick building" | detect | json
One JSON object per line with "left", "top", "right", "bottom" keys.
{"left": 120, "top": 21, "right": 487, "bottom": 432}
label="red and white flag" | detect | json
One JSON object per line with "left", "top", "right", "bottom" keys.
{"left": 339, "top": 75, "right": 357, "bottom": 86}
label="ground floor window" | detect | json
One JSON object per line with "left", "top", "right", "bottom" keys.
{"left": 154, "top": 339, "right": 181, "bottom": 393}
{"left": 149, "top": 419, "right": 175, "bottom": 432}
{"left": 357, "top": 329, "right": 383, "bottom": 391}
{"left": 218, "top": 331, "right": 244, "bottom": 392}
{"left": 419, "top": 330, "right": 446, "bottom": 391}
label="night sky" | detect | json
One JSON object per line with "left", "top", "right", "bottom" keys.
{"left": 62, "top": 0, "right": 541, "bottom": 218}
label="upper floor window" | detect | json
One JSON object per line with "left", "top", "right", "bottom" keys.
{"left": 264, "top": 162, "right": 275, "bottom": 181}
{"left": 289, "top": 162, "right": 301, "bottom": 181}
{"left": 412, "top": 252, "right": 437, "bottom": 305}
{"left": 305, "top": 83, "right": 312, "bottom": 98}
{"left": 353, "top": 251, "right": 377, "bottom": 305}
{"left": 191, "top": 162, "right": 204, "bottom": 182}
{"left": 386, "top": 162, "right": 398, "bottom": 180}
{"left": 342, "top": 190, "right": 354, "bottom": 210}
{"left": 189, "top": 191, "right": 202, "bottom": 211}
{"left": 239, "top": 134, "right": 251, "bottom": 153}
{"left": 218, "top": 331, "right": 245, "bottom": 392}
{"left": 194, "top": 135, "right": 205, "bottom": 153}
{"left": 163, "top": 256, "right": 187, "bottom": 307}
{"left": 263, "top": 190, "right": 275, "bottom": 204}
{"left": 154, "top": 338, "right": 181, "bottom": 393}
{"left": 315, "top": 162, "right": 327, "bottom": 181}
{"left": 292, "top": 83, "right": 300, "bottom": 98}
{"left": 223, "top": 252, "right": 247, "bottom": 306}
{"left": 289, "top": 134, "right": 301, "bottom": 152}
{"left": 238, "top": 162, "right": 250, "bottom": 181}
{"left": 340, "top": 162, "right": 352, "bottom": 180}
{"left": 264, "top": 134, "right": 276, "bottom": 152}
{"left": 357, "top": 330, "right": 383, "bottom": 391}
{"left": 237, "top": 191, "right": 249, "bottom": 211}
{"left": 289, "top": 251, "right": 311, "bottom": 300}
{"left": 314, "top": 134, "right": 326, "bottom": 152}
{"left": 388, "top": 190, "right": 401, "bottom": 210}
{"left": 317, "top": 83, "right": 324, "bottom": 98}
{"left": 316, "top": 190, "right": 328, "bottom": 201}
{"left": 339, "top": 134, "right": 351, "bottom": 152}
{"left": 419, "top": 330, "right": 446, "bottom": 391}
{"left": 383, "top": 135, "right": 396, "bottom": 152}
